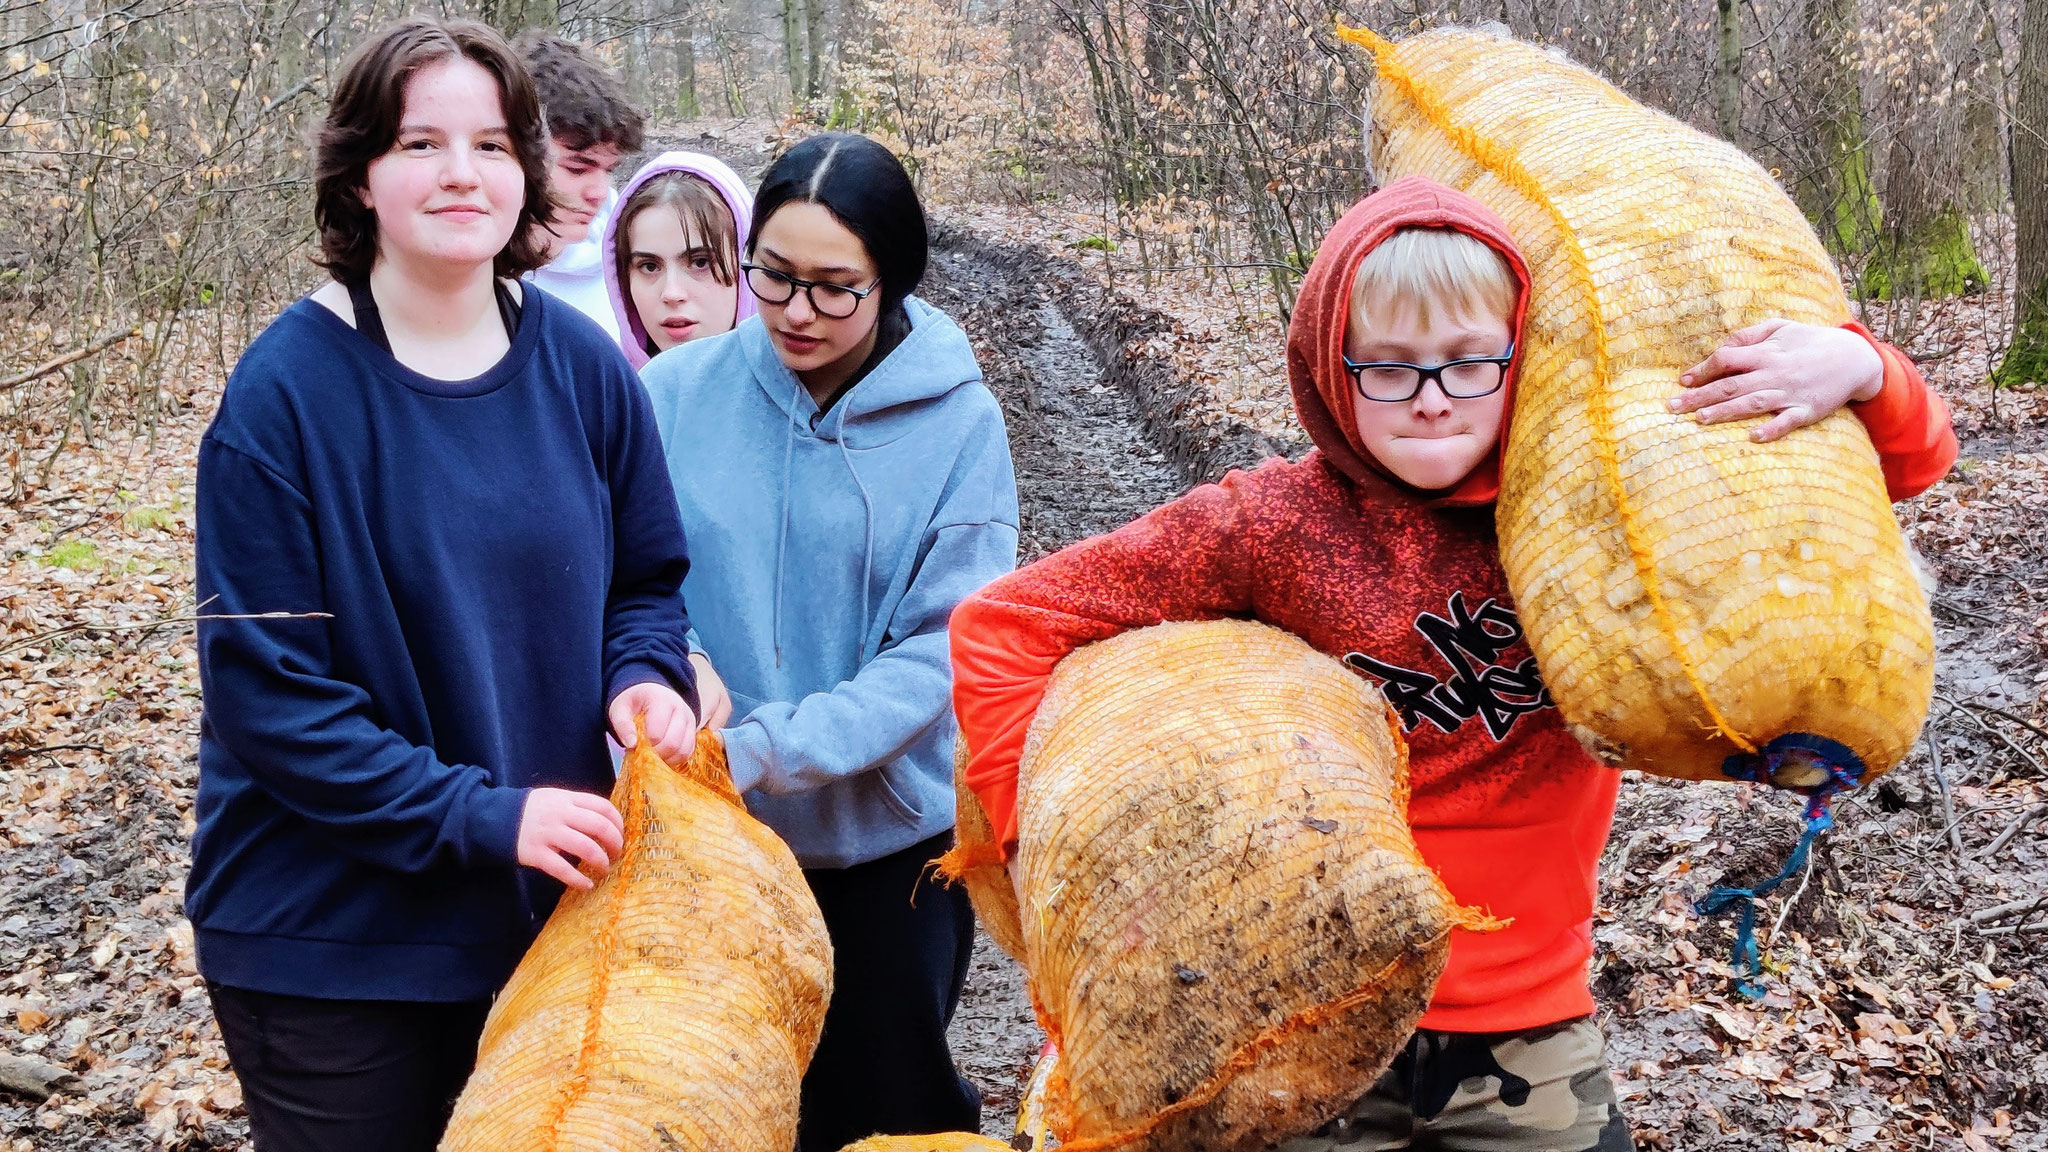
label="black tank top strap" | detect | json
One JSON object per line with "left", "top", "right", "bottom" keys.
{"left": 344, "top": 278, "right": 392, "bottom": 354}
{"left": 494, "top": 278, "right": 522, "bottom": 339}
{"left": 344, "top": 278, "right": 520, "bottom": 356}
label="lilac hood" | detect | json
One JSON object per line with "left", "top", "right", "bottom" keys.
{"left": 600, "top": 151, "right": 756, "bottom": 370}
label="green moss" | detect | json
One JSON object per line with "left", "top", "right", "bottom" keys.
{"left": 1995, "top": 288, "right": 2048, "bottom": 388}
{"left": 1860, "top": 208, "right": 1989, "bottom": 301}
{"left": 44, "top": 539, "right": 100, "bottom": 570}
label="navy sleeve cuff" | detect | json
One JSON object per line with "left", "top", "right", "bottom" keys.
{"left": 605, "top": 656, "right": 701, "bottom": 721}
{"left": 462, "top": 784, "right": 529, "bottom": 868}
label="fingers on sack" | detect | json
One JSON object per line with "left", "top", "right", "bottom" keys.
{"left": 1750, "top": 407, "right": 1812, "bottom": 443}
{"left": 1694, "top": 389, "right": 1787, "bottom": 426}
{"left": 1726, "top": 317, "right": 1790, "bottom": 347}
{"left": 607, "top": 697, "right": 639, "bottom": 747}
{"left": 569, "top": 796, "right": 626, "bottom": 851}
{"left": 535, "top": 850, "right": 594, "bottom": 890}
{"left": 655, "top": 721, "right": 697, "bottom": 765}
{"left": 1679, "top": 342, "right": 1760, "bottom": 391}
{"left": 557, "top": 828, "right": 612, "bottom": 876}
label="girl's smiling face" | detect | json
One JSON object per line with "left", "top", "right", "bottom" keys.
{"left": 359, "top": 55, "right": 526, "bottom": 272}
{"left": 627, "top": 206, "right": 738, "bottom": 350}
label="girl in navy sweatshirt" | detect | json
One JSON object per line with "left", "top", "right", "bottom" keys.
{"left": 188, "top": 20, "right": 697, "bottom": 1151}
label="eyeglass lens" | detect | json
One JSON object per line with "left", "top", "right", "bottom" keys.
{"left": 1354, "top": 360, "right": 1506, "bottom": 402}
{"left": 745, "top": 266, "right": 865, "bottom": 319}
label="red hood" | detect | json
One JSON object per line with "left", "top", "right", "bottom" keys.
{"left": 1285, "top": 176, "right": 1533, "bottom": 506}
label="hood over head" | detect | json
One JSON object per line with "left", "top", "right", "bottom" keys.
{"left": 1285, "top": 175, "right": 1532, "bottom": 506}
{"left": 601, "top": 151, "right": 756, "bottom": 370}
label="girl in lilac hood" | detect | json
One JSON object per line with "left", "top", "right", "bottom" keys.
{"left": 601, "top": 150, "right": 755, "bottom": 366}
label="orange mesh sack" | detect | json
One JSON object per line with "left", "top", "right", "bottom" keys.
{"left": 1012, "top": 619, "right": 1494, "bottom": 1151}
{"left": 1343, "top": 24, "right": 1934, "bottom": 790}
{"left": 439, "top": 729, "right": 832, "bottom": 1152}
{"left": 941, "top": 740, "right": 1027, "bottom": 961}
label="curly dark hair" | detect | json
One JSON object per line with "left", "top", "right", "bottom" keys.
{"left": 312, "top": 19, "right": 555, "bottom": 283}
{"left": 512, "top": 31, "right": 646, "bottom": 154}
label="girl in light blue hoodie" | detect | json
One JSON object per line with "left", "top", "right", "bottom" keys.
{"left": 639, "top": 133, "right": 1018, "bottom": 1151}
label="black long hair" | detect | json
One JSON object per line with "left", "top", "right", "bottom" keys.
{"left": 750, "top": 133, "right": 928, "bottom": 314}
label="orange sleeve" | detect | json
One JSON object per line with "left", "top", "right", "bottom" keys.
{"left": 1841, "top": 323, "right": 1958, "bottom": 501}
{"left": 950, "top": 473, "right": 1260, "bottom": 855}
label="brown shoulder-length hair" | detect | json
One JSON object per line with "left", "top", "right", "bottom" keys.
{"left": 313, "top": 19, "right": 555, "bottom": 283}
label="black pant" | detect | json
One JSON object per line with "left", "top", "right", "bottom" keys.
{"left": 796, "top": 831, "right": 983, "bottom": 1152}
{"left": 207, "top": 982, "right": 490, "bottom": 1152}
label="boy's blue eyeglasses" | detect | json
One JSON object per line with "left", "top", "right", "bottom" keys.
{"left": 1342, "top": 343, "right": 1516, "bottom": 403}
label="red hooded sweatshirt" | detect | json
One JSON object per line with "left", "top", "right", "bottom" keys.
{"left": 949, "top": 177, "right": 1957, "bottom": 1033}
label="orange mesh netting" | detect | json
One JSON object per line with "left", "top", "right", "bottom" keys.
{"left": 969, "top": 619, "right": 1497, "bottom": 1151}
{"left": 439, "top": 725, "right": 833, "bottom": 1152}
{"left": 1342, "top": 24, "right": 1932, "bottom": 786}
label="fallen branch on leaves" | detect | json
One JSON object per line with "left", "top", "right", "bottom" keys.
{"left": 0, "top": 742, "right": 104, "bottom": 761}
{"left": 1971, "top": 892, "right": 2048, "bottom": 925}
{"left": 1935, "top": 695, "right": 2048, "bottom": 780}
{"left": 0, "top": 326, "right": 141, "bottom": 393}
{"left": 0, "top": 1053, "right": 82, "bottom": 1102}
{"left": 1979, "top": 803, "right": 2048, "bottom": 861}
{"left": 1, "top": 610, "right": 334, "bottom": 658}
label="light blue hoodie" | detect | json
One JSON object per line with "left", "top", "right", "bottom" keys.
{"left": 640, "top": 297, "right": 1019, "bottom": 868}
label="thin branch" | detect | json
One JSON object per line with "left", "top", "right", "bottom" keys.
{"left": 1935, "top": 694, "right": 2048, "bottom": 779}
{"left": 0, "top": 327, "right": 140, "bottom": 393}
{"left": 1, "top": 611, "right": 333, "bottom": 658}
{"left": 1980, "top": 803, "right": 2048, "bottom": 861}
{"left": 0, "top": 743, "right": 104, "bottom": 761}
{"left": 1925, "top": 724, "right": 1965, "bottom": 857}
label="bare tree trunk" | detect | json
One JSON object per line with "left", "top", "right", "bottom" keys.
{"left": 1998, "top": 0, "right": 2048, "bottom": 384}
{"left": 1867, "top": 136, "right": 1988, "bottom": 300}
{"left": 782, "top": 0, "right": 807, "bottom": 108}
{"left": 1796, "top": 0, "right": 1882, "bottom": 263}
{"left": 1714, "top": 0, "right": 1741, "bottom": 143}
{"left": 676, "top": 23, "right": 700, "bottom": 119}
{"left": 804, "top": 0, "right": 827, "bottom": 101}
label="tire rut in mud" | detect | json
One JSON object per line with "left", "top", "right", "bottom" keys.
{"left": 922, "top": 234, "right": 1194, "bottom": 1136}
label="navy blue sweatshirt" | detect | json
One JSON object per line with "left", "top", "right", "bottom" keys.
{"left": 189, "top": 286, "right": 696, "bottom": 1002}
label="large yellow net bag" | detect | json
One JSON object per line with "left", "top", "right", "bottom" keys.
{"left": 952, "top": 619, "right": 1495, "bottom": 1151}
{"left": 439, "top": 729, "right": 832, "bottom": 1152}
{"left": 1342, "top": 24, "right": 1934, "bottom": 792}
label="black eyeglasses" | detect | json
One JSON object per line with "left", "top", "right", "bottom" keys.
{"left": 740, "top": 262, "right": 879, "bottom": 320}
{"left": 1342, "top": 342, "right": 1516, "bottom": 403}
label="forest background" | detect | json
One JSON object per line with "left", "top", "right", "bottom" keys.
{"left": 2, "top": 0, "right": 2047, "bottom": 1149}
{"left": 5, "top": 0, "right": 2048, "bottom": 469}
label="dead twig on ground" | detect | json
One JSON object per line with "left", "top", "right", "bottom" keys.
{"left": 0, "top": 742, "right": 104, "bottom": 761}
{"left": 1, "top": 610, "right": 333, "bottom": 658}
{"left": 1979, "top": 803, "right": 2048, "bottom": 860}
{"left": 0, "top": 326, "right": 140, "bottom": 393}
{"left": 1971, "top": 893, "right": 2048, "bottom": 924}
{"left": 1925, "top": 725, "right": 1966, "bottom": 857}
{"left": 1935, "top": 694, "right": 2048, "bottom": 779}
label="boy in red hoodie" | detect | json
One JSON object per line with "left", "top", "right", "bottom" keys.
{"left": 949, "top": 177, "right": 1955, "bottom": 1151}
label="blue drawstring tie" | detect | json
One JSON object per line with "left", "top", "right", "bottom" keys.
{"left": 1695, "top": 734, "right": 1864, "bottom": 999}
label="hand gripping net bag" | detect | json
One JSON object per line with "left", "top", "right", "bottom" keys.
{"left": 440, "top": 727, "right": 832, "bottom": 1152}
{"left": 1342, "top": 24, "right": 1934, "bottom": 797}
{"left": 948, "top": 619, "right": 1495, "bottom": 1151}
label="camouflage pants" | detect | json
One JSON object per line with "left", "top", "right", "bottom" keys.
{"left": 1273, "top": 1017, "right": 1634, "bottom": 1152}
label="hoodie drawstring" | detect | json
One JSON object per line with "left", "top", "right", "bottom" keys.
{"left": 835, "top": 405, "right": 877, "bottom": 663}
{"left": 773, "top": 380, "right": 801, "bottom": 668}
